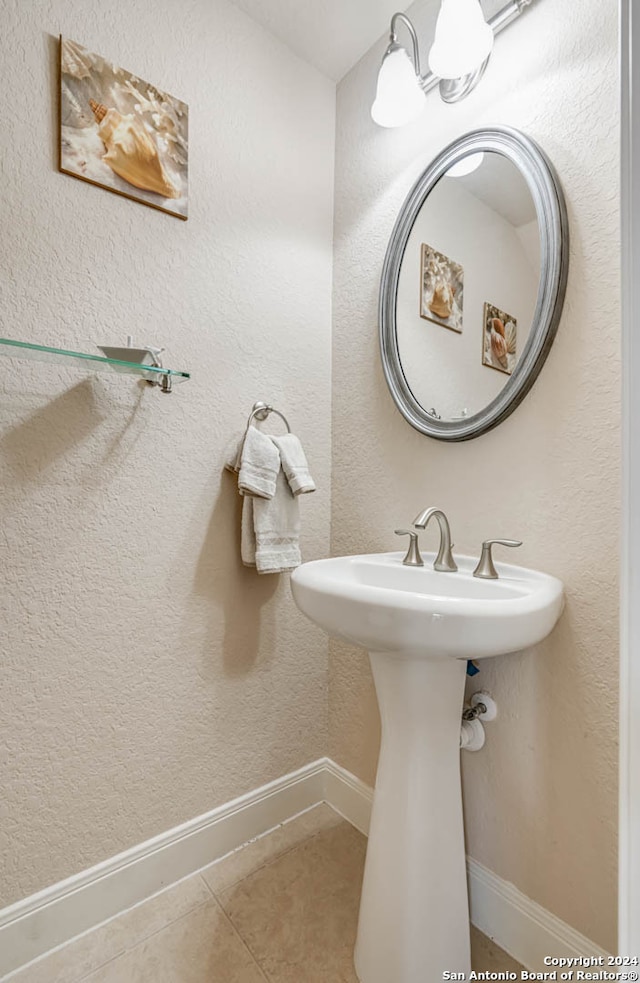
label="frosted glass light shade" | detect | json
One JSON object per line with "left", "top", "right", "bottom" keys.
{"left": 428, "top": 0, "right": 494, "bottom": 80}
{"left": 447, "top": 152, "right": 485, "bottom": 176}
{"left": 371, "top": 46, "right": 427, "bottom": 128}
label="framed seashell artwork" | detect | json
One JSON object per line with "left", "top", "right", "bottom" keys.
{"left": 482, "top": 302, "right": 517, "bottom": 375}
{"left": 420, "top": 243, "right": 464, "bottom": 333}
{"left": 59, "top": 37, "right": 188, "bottom": 220}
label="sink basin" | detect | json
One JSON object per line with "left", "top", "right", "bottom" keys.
{"left": 290, "top": 550, "right": 564, "bottom": 983}
{"left": 291, "top": 551, "right": 563, "bottom": 659}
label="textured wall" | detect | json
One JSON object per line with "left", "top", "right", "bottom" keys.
{"left": 0, "top": 0, "right": 334, "bottom": 906}
{"left": 331, "top": 0, "right": 619, "bottom": 951}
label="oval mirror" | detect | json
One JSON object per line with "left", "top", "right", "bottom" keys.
{"left": 379, "top": 127, "right": 569, "bottom": 440}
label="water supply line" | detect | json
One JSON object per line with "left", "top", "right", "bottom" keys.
{"left": 460, "top": 692, "right": 497, "bottom": 752}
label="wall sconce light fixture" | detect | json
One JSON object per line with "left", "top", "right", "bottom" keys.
{"left": 371, "top": 0, "right": 534, "bottom": 128}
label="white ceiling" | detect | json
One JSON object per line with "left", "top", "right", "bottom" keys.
{"left": 458, "top": 154, "right": 537, "bottom": 228}
{"left": 228, "top": 0, "right": 509, "bottom": 83}
{"left": 228, "top": 0, "right": 410, "bottom": 81}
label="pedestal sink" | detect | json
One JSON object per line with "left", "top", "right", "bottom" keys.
{"left": 290, "top": 550, "right": 563, "bottom": 983}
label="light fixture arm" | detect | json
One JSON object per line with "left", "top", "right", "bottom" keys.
{"left": 372, "top": 0, "right": 535, "bottom": 125}
{"left": 395, "top": 0, "right": 535, "bottom": 97}
{"left": 389, "top": 12, "right": 423, "bottom": 77}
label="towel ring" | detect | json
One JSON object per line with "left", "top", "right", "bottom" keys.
{"left": 245, "top": 401, "right": 291, "bottom": 434}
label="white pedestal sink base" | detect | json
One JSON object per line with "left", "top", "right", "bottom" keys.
{"left": 290, "top": 551, "right": 564, "bottom": 980}
{"left": 354, "top": 653, "right": 471, "bottom": 983}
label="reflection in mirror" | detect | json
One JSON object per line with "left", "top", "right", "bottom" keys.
{"left": 380, "top": 127, "right": 569, "bottom": 440}
{"left": 396, "top": 151, "right": 540, "bottom": 421}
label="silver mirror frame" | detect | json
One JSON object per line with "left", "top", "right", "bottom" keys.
{"left": 379, "top": 126, "right": 569, "bottom": 441}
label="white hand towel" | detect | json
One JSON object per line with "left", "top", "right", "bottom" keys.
{"left": 241, "top": 495, "right": 256, "bottom": 566}
{"left": 269, "top": 433, "right": 316, "bottom": 496}
{"left": 241, "top": 470, "right": 301, "bottom": 574}
{"left": 223, "top": 434, "right": 243, "bottom": 473}
{"left": 238, "top": 425, "right": 280, "bottom": 499}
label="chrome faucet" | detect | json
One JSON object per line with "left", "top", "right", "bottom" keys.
{"left": 412, "top": 507, "right": 458, "bottom": 572}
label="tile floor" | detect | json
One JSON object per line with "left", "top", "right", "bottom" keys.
{"left": 7, "top": 804, "right": 524, "bottom": 982}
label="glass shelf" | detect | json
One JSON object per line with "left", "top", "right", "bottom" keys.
{"left": 0, "top": 337, "right": 190, "bottom": 388}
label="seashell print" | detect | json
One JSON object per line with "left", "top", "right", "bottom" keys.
{"left": 483, "top": 303, "right": 517, "bottom": 375}
{"left": 89, "top": 99, "right": 108, "bottom": 124}
{"left": 505, "top": 321, "right": 517, "bottom": 355}
{"left": 490, "top": 327, "right": 508, "bottom": 368}
{"left": 90, "top": 101, "right": 180, "bottom": 199}
{"left": 429, "top": 281, "right": 454, "bottom": 319}
{"left": 59, "top": 38, "right": 188, "bottom": 218}
{"left": 61, "top": 80, "right": 92, "bottom": 128}
{"left": 420, "top": 243, "right": 463, "bottom": 332}
{"left": 61, "top": 39, "right": 93, "bottom": 80}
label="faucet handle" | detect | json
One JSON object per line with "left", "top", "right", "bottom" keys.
{"left": 395, "top": 529, "right": 424, "bottom": 567}
{"left": 473, "top": 539, "right": 523, "bottom": 580}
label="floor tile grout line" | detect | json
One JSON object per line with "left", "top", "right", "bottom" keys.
{"left": 204, "top": 814, "right": 345, "bottom": 899}
{"left": 6, "top": 865, "right": 219, "bottom": 983}
{"left": 198, "top": 871, "right": 216, "bottom": 898}
{"left": 8, "top": 813, "right": 341, "bottom": 983}
{"left": 1, "top": 921, "right": 128, "bottom": 982}
{"left": 120, "top": 897, "right": 213, "bottom": 954}
{"left": 197, "top": 800, "right": 336, "bottom": 880}
{"left": 1, "top": 936, "right": 133, "bottom": 983}
{"left": 212, "top": 823, "right": 365, "bottom": 982}
{"left": 72, "top": 896, "right": 220, "bottom": 983}
{"left": 7, "top": 817, "right": 520, "bottom": 981}
{"left": 209, "top": 893, "right": 273, "bottom": 982}
{"left": 71, "top": 897, "right": 216, "bottom": 983}
{"left": 200, "top": 800, "right": 342, "bottom": 890}
{"left": 3, "top": 946, "right": 127, "bottom": 983}
{"left": 213, "top": 821, "right": 363, "bottom": 916}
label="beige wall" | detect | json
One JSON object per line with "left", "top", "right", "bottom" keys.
{"left": 0, "top": 0, "right": 621, "bottom": 951}
{"left": 0, "top": 0, "right": 334, "bottom": 906}
{"left": 330, "top": 0, "right": 619, "bottom": 952}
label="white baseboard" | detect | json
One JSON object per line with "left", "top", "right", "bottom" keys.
{"left": 322, "top": 758, "right": 373, "bottom": 836}
{"left": 0, "top": 757, "right": 610, "bottom": 979}
{"left": 467, "top": 858, "right": 610, "bottom": 968}
{"left": 0, "top": 760, "right": 326, "bottom": 979}
{"left": 326, "top": 763, "right": 611, "bottom": 969}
